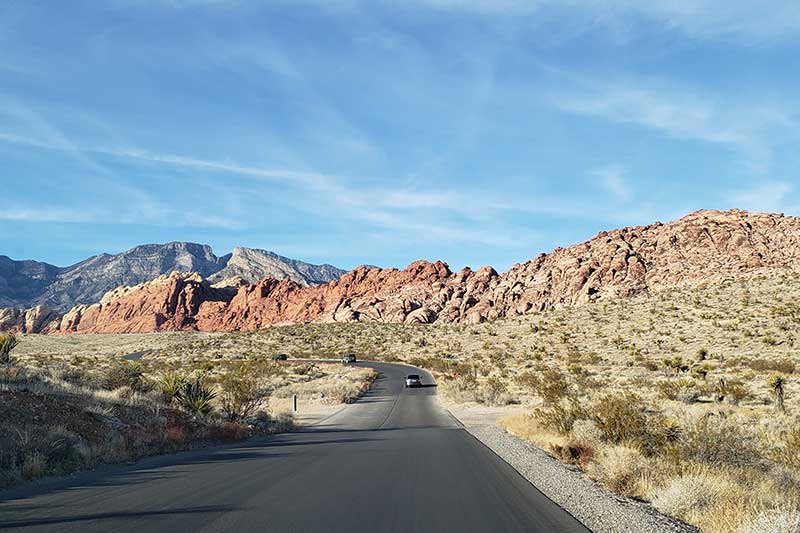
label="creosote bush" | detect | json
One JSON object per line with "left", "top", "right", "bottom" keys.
{"left": 591, "top": 393, "right": 674, "bottom": 455}
{"left": 220, "top": 370, "right": 263, "bottom": 421}
{"left": 103, "top": 361, "right": 150, "bottom": 392}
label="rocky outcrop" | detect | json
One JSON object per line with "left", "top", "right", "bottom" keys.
{"left": 53, "top": 273, "right": 238, "bottom": 334}
{"left": 0, "top": 305, "right": 61, "bottom": 333}
{"left": 0, "top": 243, "right": 345, "bottom": 312}
{"left": 208, "top": 247, "right": 345, "bottom": 287}
{"left": 36, "top": 209, "right": 800, "bottom": 334}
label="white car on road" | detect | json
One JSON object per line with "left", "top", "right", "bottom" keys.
{"left": 405, "top": 374, "right": 422, "bottom": 388}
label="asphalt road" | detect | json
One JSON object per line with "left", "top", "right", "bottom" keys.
{"left": 0, "top": 362, "right": 588, "bottom": 533}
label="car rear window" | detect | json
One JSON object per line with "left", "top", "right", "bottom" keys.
{"left": 407, "top": 375, "right": 420, "bottom": 379}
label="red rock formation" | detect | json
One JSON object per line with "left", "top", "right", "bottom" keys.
{"left": 41, "top": 209, "right": 800, "bottom": 334}
{"left": 54, "top": 272, "right": 237, "bottom": 334}
{"left": 0, "top": 305, "right": 60, "bottom": 333}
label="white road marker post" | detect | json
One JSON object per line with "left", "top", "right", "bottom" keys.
{"left": 293, "top": 394, "right": 298, "bottom": 412}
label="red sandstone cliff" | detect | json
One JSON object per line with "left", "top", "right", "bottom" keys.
{"left": 37, "top": 209, "right": 800, "bottom": 334}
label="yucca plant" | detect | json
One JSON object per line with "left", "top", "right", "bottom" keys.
{"left": 769, "top": 374, "right": 787, "bottom": 413}
{"left": 0, "top": 332, "right": 19, "bottom": 364}
{"left": 158, "top": 372, "right": 187, "bottom": 405}
{"left": 176, "top": 376, "right": 217, "bottom": 416}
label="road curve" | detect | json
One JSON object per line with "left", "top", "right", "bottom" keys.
{"left": 0, "top": 362, "right": 588, "bottom": 533}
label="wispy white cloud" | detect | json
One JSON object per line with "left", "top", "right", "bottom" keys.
{"left": 410, "top": 0, "right": 800, "bottom": 42}
{"left": 549, "top": 81, "right": 794, "bottom": 172}
{"left": 593, "top": 165, "right": 631, "bottom": 202}
{"left": 0, "top": 207, "right": 95, "bottom": 223}
{"left": 727, "top": 181, "right": 794, "bottom": 213}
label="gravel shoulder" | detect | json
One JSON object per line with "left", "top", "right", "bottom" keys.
{"left": 445, "top": 404, "right": 699, "bottom": 533}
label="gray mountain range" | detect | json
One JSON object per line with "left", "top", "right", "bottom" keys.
{"left": 0, "top": 242, "right": 346, "bottom": 311}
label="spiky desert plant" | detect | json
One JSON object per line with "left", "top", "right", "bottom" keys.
{"left": 176, "top": 376, "right": 217, "bottom": 416}
{"left": 158, "top": 372, "right": 187, "bottom": 405}
{"left": 768, "top": 374, "right": 787, "bottom": 413}
{"left": 0, "top": 332, "right": 19, "bottom": 364}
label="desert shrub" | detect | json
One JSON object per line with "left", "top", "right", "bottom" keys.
{"left": 157, "top": 372, "right": 187, "bottom": 405}
{"left": 42, "top": 426, "right": 91, "bottom": 471}
{"left": 0, "top": 332, "right": 19, "bottom": 364}
{"left": 658, "top": 378, "right": 701, "bottom": 403}
{"left": 220, "top": 370, "right": 263, "bottom": 421}
{"left": 21, "top": 452, "right": 47, "bottom": 480}
{"left": 586, "top": 444, "right": 648, "bottom": 496}
{"left": 571, "top": 419, "right": 603, "bottom": 443}
{"left": 747, "top": 358, "right": 796, "bottom": 374}
{"left": 439, "top": 376, "right": 478, "bottom": 403}
{"left": 663, "top": 356, "right": 689, "bottom": 374}
{"left": 670, "top": 415, "right": 759, "bottom": 468}
{"left": 176, "top": 375, "right": 217, "bottom": 416}
{"left": 742, "top": 510, "right": 800, "bottom": 533}
{"left": 0, "top": 364, "right": 39, "bottom": 385}
{"left": 532, "top": 400, "right": 586, "bottom": 434}
{"left": 479, "top": 376, "right": 510, "bottom": 405}
{"left": 549, "top": 437, "right": 594, "bottom": 467}
{"left": 163, "top": 425, "right": 187, "bottom": 445}
{"left": 770, "top": 426, "right": 800, "bottom": 470}
{"left": 591, "top": 393, "right": 672, "bottom": 454}
{"left": 651, "top": 469, "right": 735, "bottom": 522}
{"left": 0, "top": 424, "right": 92, "bottom": 484}
{"left": 515, "top": 370, "right": 539, "bottom": 390}
{"left": 208, "top": 421, "right": 249, "bottom": 441}
{"left": 715, "top": 378, "right": 751, "bottom": 403}
{"left": 103, "top": 361, "right": 150, "bottom": 392}
{"left": 537, "top": 368, "right": 570, "bottom": 405}
{"left": 641, "top": 360, "right": 659, "bottom": 371}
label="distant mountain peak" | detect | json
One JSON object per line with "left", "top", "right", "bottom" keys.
{"left": 0, "top": 242, "right": 346, "bottom": 312}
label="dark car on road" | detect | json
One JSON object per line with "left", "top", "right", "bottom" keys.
{"left": 405, "top": 374, "right": 422, "bottom": 388}
{"left": 342, "top": 353, "right": 357, "bottom": 363}
{"left": 273, "top": 353, "right": 288, "bottom": 361}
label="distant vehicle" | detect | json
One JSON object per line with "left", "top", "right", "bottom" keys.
{"left": 405, "top": 374, "right": 422, "bottom": 388}
{"left": 342, "top": 353, "right": 357, "bottom": 363}
{"left": 273, "top": 354, "right": 288, "bottom": 361}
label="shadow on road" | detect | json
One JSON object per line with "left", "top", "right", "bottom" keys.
{"left": 0, "top": 505, "right": 241, "bottom": 529}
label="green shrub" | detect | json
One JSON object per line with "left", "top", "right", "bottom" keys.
{"left": 538, "top": 368, "right": 570, "bottom": 405}
{"left": 176, "top": 376, "right": 217, "bottom": 416}
{"left": 0, "top": 332, "right": 19, "bottom": 364}
{"left": 157, "top": 372, "right": 187, "bottom": 405}
{"left": 103, "top": 361, "right": 150, "bottom": 392}
{"left": 220, "top": 370, "right": 262, "bottom": 421}
{"left": 479, "top": 377, "right": 510, "bottom": 406}
{"left": 532, "top": 400, "right": 586, "bottom": 434}
{"left": 592, "top": 393, "right": 672, "bottom": 454}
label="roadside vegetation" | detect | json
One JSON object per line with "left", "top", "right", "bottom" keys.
{"left": 9, "top": 272, "right": 800, "bottom": 530}
{"left": 0, "top": 331, "right": 376, "bottom": 489}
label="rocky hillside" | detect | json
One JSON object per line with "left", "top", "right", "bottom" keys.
{"left": 34, "top": 209, "right": 800, "bottom": 334}
{"left": 208, "top": 247, "right": 346, "bottom": 287}
{"left": 0, "top": 243, "right": 346, "bottom": 313}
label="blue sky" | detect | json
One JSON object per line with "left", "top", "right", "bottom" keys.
{"left": 1, "top": 1, "right": 799, "bottom": 271}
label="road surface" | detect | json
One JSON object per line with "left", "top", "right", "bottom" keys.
{"left": 0, "top": 362, "right": 588, "bottom": 532}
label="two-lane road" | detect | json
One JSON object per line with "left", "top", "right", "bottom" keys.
{"left": 0, "top": 362, "right": 588, "bottom": 532}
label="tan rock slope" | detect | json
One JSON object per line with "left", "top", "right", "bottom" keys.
{"left": 35, "top": 209, "right": 800, "bottom": 334}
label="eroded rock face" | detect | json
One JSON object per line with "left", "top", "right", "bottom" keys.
{"left": 39, "top": 209, "right": 800, "bottom": 334}
{"left": 53, "top": 272, "right": 238, "bottom": 334}
{"left": 0, "top": 305, "right": 61, "bottom": 333}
